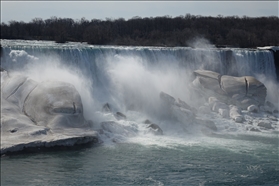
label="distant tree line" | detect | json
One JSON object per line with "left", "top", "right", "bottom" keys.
{"left": 1, "top": 14, "right": 279, "bottom": 48}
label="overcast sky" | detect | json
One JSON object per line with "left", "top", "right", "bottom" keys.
{"left": 1, "top": 1, "right": 278, "bottom": 23}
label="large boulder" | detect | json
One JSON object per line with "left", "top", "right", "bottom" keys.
{"left": 160, "top": 91, "right": 176, "bottom": 106}
{"left": 23, "top": 81, "right": 86, "bottom": 128}
{"left": 147, "top": 123, "right": 163, "bottom": 135}
{"left": 114, "top": 112, "right": 127, "bottom": 120}
{"left": 257, "top": 121, "right": 274, "bottom": 130}
{"left": 193, "top": 70, "right": 223, "bottom": 94}
{"left": 229, "top": 105, "right": 243, "bottom": 123}
{"left": 198, "top": 105, "right": 211, "bottom": 114}
{"left": 192, "top": 70, "right": 267, "bottom": 109}
{"left": 247, "top": 105, "right": 259, "bottom": 113}
{"left": 101, "top": 121, "right": 137, "bottom": 137}
{"left": 1, "top": 72, "right": 98, "bottom": 155}
{"left": 212, "top": 101, "right": 229, "bottom": 112}
{"left": 219, "top": 109, "right": 229, "bottom": 118}
{"left": 160, "top": 91, "right": 196, "bottom": 124}
{"left": 195, "top": 118, "right": 217, "bottom": 131}
{"left": 171, "top": 104, "right": 195, "bottom": 123}
{"left": 143, "top": 119, "right": 163, "bottom": 135}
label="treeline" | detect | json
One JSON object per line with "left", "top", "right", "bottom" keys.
{"left": 1, "top": 14, "right": 279, "bottom": 48}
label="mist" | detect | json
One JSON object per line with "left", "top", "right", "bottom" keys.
{"left": 1, "top": 40, "right": 278, "bottom": 137}
{"left": 5, "top": 53, "right": 95, "bottom": 120}
{"left": 105, "top": 54, "right": 194, "bottom": 118}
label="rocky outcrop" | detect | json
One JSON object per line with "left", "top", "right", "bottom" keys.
{"left": 261, "top": 101, "right": 279, "bottom": 114}
{"left": 160, "top": 91, "right": 196, "bottom": 124}
{"left": 247, "top": 105, "right": 259, "bottom": 113}
{"left": 101, "top": 121, "right": 136, "bottom": 137}
{"left": 194, "top": 71, "right": 279, "bottom": 132}
{"left": 257, "top": 121, "right": 274, "bottom": 130}
{"left": 193, "top": 70, "right": 267, "bottom": 109}
{"left": 1, "top": 71, "right": 98, "bottom": 155}
{"left": 142, "top": 119, "right": 163, "bottom": 135}
{"left": 147, "top": 123, "right": 163, "bottom": 135}
{"left": 102, "top": 103, "right": 111, "bottom": 113}
{"left": 229, "top": 105, "right": 244, "bottom": 123}
{"left": 114, "top": 112, "right": 127, "bottom": 120}
{"left": 101, "top": 102, "right": 127, "bottom": 121}
{"left": 198, "top": 105, "right": 211, "bottom": 114}
{"left": 160, "top": 91, "right": 218, "bottom": 131}
{"left": 195, "top": 119, "right": 217, "bottom": 131}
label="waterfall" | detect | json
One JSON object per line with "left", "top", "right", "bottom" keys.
{"left": 2, "top": 40, "right": 277, "bottom": 114}
{"left": 1, "top": 40, "right": 276, "bottom": 81}
{"left": 231, "top": 49, "right": 276, "bottom": 80}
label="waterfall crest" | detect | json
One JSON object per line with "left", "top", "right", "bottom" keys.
{"left": 1, "top": 40, "right": 276, "bottom": 80}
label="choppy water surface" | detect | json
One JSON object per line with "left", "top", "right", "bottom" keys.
{"left": 1, "top": 133, "right": 278, "bottom": 186}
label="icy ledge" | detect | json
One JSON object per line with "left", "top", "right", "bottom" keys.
{"left": 1, "top": 70, "right": 98, "bottom": 155}
{"left": 257, "top": 46, "right": 279, "bottom": 52}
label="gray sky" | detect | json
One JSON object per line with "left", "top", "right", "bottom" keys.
{"left": 1, "top": 1, "right": 278, "bottom": 23}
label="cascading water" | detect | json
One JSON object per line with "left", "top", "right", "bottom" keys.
{"left": 1, "top": 39, "right": 278, "bottom": 186}
{"left": 1, "top": 39, "right": 278, "bottom": 130}
{"left": 232, "top": 49, "right": 276, "bottom": 79}
{"left": 2, "top": 40, "right": 276, "bottom": 79}
{"left": 1, "top": 39, "right": 277, "bottom": 112}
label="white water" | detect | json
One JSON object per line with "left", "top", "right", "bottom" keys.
{"left": 1, "top": 39, "right": 278, "bottom": 147}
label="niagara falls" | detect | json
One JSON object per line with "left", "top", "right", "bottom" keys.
{"left": 1, "top": 1, "right": 279, "bottom": 185}
{"left": 1, "top": 38, "right": 278, "bottom": 185}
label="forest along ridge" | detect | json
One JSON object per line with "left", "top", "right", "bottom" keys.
{"left": 1, "top": 14, "right": 279, "bottom": 47}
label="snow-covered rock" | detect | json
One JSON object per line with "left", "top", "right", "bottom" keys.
{"left": 212, "top": 101, "right": 229, "bottom": 112}
{"left": 195, "top": 119, "right": 217, "bottom": 131}
{"left": 257, "top": 121, "right": 274, "bottom": 130}
{"left": 160, "top": 91, "right": 196, "bottom": 125}
{"left": 208, "top": 97, "right": 219, "bottom": 105}
{"left": 219, "top": 108, "right": 229, "bottom": 118}
{"left": 257, "top": 46, "right": 279, "bottom": 52}
{"left": 198, "top": 105, "right": 211, "bottom": 114}
{"left": 192, "top": 70, "right": 267, "bottom": 109}
{"left": 1, "top": 72, "right": 98, "bottom": 155}
{"left": 101, "top": 121, "right": 136, "bottom": 137}
{"left": 229, "top": 105, "right": 243, "bottom": 123}
{"left": 171, "top": 105, "right": 195, "bottom": 124}
{"left": 247, "top": 105, "right": 259, "bottom": 113}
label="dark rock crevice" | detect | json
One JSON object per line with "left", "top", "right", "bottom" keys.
{"left": 245, "top": 77, "right": 248, "bottom": 96}
{"left": 73, "top": 102, "right": 76, "bottom": 114}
